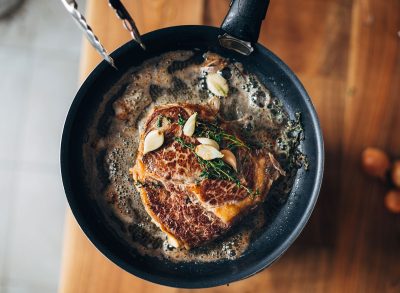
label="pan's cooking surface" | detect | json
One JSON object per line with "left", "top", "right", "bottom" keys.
{"left": 61, "top": 26, "right": 323, "bottom": 288}
{"left": 82, "top": 50, "right": 306, "bottom": 262}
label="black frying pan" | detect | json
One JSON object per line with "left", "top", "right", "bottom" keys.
{"left": 61, "top": 0, "right": 324, "bottom": 288}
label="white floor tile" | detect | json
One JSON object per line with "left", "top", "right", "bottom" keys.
{"left": 0, "top": 168, "right": 17, "bottom": 282}
{"left": 5, "top": 281, "right": 55, "bottom": 293}
{"left": 30, "top": 0, "right": 85, "bottom": 54}
{"left": 0, "top": 1, "right": 35, "bottom": 48}
{"left": 5, "top": 169, "right": 66, "bottom": 289}
{"left": 0, "top": 0, "right": 83, "bottom": 290}
{"left": 19, "top": 49, "right": 79, "bottom": 167}
{"left": 0, "top": 46, "right": 32, "bottom": 162}
{"left": 0, "top": 0, "right": 84, "bottom": 54}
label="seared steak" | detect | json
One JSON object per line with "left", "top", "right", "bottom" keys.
{"left": 132, "top": 104, "right": 284, "bottom": 248}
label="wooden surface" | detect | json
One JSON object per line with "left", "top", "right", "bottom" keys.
{"left": 59, "top": 0, "right": 400, "bottom": 292}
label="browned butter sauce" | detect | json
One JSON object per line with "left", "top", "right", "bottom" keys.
{"left": 82, "top": 50, "right": 305, "bottom": 262}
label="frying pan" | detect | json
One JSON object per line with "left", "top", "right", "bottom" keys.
{"left": 61, "top": 0, "right": 324, "bottom": 288}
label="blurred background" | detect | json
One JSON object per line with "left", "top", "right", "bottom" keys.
{"left": 0, "top": 0, "right": 399, "bottom": 292}
{"left": 0, "top": 0, "right": 85, "bottom": 292}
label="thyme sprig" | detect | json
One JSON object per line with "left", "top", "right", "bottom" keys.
{"left": 174, "top": 137, "right": 258, "bottom": 196}
{"left": 196, "top": 120, "right": 250, "bottom": 150}
{"left": 202, "top": 121, "right": 250, "bottom": 150}
{"left": 156, "top": 115, "right": 172, "bottom": 128}
{"left": 156, "top": 115, "right": 163, "bottom": 128}
{"left": 177, "top": 114, "right": 186, "bottom": 126}
{"left": 177, "top": 116, "right": 249, "bottom": 150}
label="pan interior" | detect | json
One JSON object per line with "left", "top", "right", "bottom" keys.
{"left": 61, "top": 25, "right": 323, "bottom": 288}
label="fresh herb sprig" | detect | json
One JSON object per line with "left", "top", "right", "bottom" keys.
{"left": 156, "top": 115, "right": 172, "bottom": 128}
{"left": 156, "top": 115, "right": 163, "bottom": 128}
{"left": 196, "top": 120, "right": 249, "bottom": 150}
{"left": 174, "top": 137, "right": 258, "bottom": 196}
{"left": 177, "top": 116, "right": 250, "bottom": 150}
{"left": 177, "top": 114, "right": 186, "bottom": 126}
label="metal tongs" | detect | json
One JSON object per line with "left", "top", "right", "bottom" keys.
{"left": 61, "top": 0, "right": 145, "bottom": 68}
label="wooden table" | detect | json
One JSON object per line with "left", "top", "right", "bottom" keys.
{"left": 59, "top": 1, "right": 400, "bottom": 292}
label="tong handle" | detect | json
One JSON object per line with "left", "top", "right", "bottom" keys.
{"left": 108, "top": 0, "right": 146, "bottom": 50}
{"left": 61, "top": 0, "right": 116, "bottom": 68}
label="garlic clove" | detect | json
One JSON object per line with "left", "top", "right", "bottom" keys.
{"left": 208, "top": 95, "right": 221, "bottom": 112}
{"left": 206, "top": 73, "right": 229, "bottom": 97}
{"left": 143, "top": 130, "right": 164, "bottom": 154}
{"left": 220, "top": 149, "right": 237, "bottom": 171}
{"left": 197, "top": 137, "right": 220, "bottom": 150}
{"left": 195, "top": 144, "right": 224, "bottom": 161}
{"left": 183, "top": 113, "right": 197, "bottom": 137}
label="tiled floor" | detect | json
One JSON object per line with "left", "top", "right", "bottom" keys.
{"left": 0, "top": 0, "right": 84, "bottom": 292}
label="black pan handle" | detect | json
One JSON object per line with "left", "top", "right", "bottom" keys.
{"left": 221, "top": 0, "right": 269, "bottom": 42}
{"left": 220, "top": 0, "right": 269, "bottom": 55}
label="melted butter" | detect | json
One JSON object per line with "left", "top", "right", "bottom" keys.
{"left": 82, "top": 50, "right": 304, "bottom": 262}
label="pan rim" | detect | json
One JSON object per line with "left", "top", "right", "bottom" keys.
{"left": 61, "top": 25, "right": 324, "bottom": 288}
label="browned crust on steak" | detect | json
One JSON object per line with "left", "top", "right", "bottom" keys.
{"left": 139, "top": 179, "right": 228, "bottom": 248}
{"left": 132, "top": 103, "right": 284, "bottom": 248}
{"left": 142, "top": 140, "right": 202, "bottom": 183}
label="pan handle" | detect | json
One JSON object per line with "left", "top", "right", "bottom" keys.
{"left": 220, "top": 0, "right": 270, "bottom": 55}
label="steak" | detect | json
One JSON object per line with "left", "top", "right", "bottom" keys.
{"left": 132, "top": 103, "right": 284, "bottom": 248}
